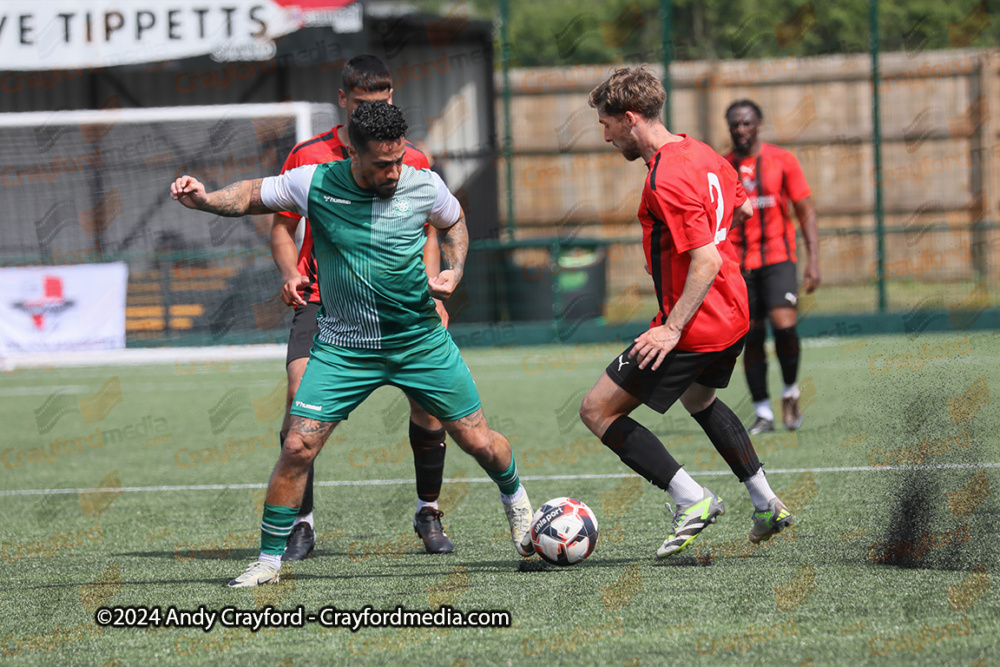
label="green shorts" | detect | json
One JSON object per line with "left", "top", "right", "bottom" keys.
{"left": 289, "top": 326, "right": 482, "bottom": 423}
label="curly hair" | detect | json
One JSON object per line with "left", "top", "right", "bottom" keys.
{"left": 588, "top": 66, "right": 665, "bottom": 120}
{"left": 347, "top": 101, "right": 409, "bottom": 153}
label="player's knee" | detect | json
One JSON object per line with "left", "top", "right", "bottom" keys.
{"left": 769, "top": 308, "right": 797, "bottom": 330}
{"left": 488, "top": 429, "right": 509, "bottom": 454}
{"left": 579, "top": 391, "right": 604, "bottom": 433}
{"left": 279, "top": 434, "right": 314, "bottom": 467}
{"left": 451, "top": 430, "right": 490, "bottom": 458}
{"left": 680, "top": 390, "right": 715, "bottom": 414}
{"left": 772, "top": 315, "right": 796, "bottom": 330}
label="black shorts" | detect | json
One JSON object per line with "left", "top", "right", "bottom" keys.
{"left": 286, "top": 302, "right": 321, "bottom": 366}
{"left": 605, "top": 337, "right": 746, "bottom": 414}
{"left": 743, "top": 260, "right": 798, "bottom": 321}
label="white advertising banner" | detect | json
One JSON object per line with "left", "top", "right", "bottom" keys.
{"left": 0, "top": 262, "right": 128, "bottom": 355}
{"left": 0, "top": 0, "right": 361, "bottom": 71}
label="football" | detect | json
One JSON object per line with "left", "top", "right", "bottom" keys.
{"left": 529, "top": 497, "right": 599, "bottom": 566}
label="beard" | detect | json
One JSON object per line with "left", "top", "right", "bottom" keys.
{"left": 373, "top": 182, "right": 398, "bottom": 199}
{"left": 615, "top": 135, "right": 642, "bottom": 162}
{"left": 620, "top": 143, "right": 642, "bottom": 161}
{"left": 733, "top": 135, "right": 754, "bottom": 152}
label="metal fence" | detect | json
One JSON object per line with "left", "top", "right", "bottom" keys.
{"left": 487, "top": 0, "right": 999, "bottom": 339}
{"left": 2, "top": 4, "right": 998, "bottom": 346}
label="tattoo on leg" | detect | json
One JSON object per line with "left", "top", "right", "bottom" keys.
{"left": 290, "top": 415, "right": 338, "bottom": 446}
{"left": 454, "top": 410, "right": 485, "bottom": 430}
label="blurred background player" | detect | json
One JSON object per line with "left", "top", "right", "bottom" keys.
{"left": 270, "top": 55, "right": 454, "bottom": 559}
{"left": 579, "top": 68, "right": 793, "bottom": 558}
{"left": 724, "top": 100, "right": 820, "bottom": 435}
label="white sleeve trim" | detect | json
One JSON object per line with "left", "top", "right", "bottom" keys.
{"left": 261, "top": 164, "right": 317, "bottom": 218}
{"left": 427, "top": 170, "right": 462, "bottom": 229}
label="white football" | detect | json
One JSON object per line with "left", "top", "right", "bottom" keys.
{"left": 529, "top": 497, "right": 599, "bottom": 566}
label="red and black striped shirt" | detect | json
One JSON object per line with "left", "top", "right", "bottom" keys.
{"left": 724, "top": 142, "right": 811, "bottom": 271}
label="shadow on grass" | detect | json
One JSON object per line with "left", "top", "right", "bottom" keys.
{"left": 111, "top": 547, "right": 653, "bottom": 578}
{"left": 652, "top": 555, "right": 712, "bottom": 567}
{"left": 26, "top": 577, "right": 244, "bottom": 589}
{"left": 116, "top": 549, "right": 263, "bottom": 560}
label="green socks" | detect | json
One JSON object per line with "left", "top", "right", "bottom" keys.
{"left": 260, "top": 503, "right": 300, "bottom": 556}
{"left": 485, "top": 456, "right": 521, "bottom": 497}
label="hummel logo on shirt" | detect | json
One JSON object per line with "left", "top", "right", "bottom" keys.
{"left": 323, "top": 196, "right": 351, "bottom": 205}
{"left": 294, "top": 400, "right": 322, "bottom": 411}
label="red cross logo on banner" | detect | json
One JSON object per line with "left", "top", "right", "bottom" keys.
{"left": 13, "top": 275, "right": 75, "bottom": 331}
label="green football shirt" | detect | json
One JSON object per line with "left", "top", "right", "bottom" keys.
{"left": 261, "top": 159, "right": 462, "bottom": 349}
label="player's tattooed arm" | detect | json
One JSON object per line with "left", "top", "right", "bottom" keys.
{"left": 174, "top": 176, "right": 274, "bottom": 216}
{"left": 198, "top": 178, "right": 273, "bottom": 217}
{"left": 438, "top": 212, "right": 468, "bottom": 283}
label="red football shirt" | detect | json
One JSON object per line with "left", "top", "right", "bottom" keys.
{"left": 639, "top": 135, "right": 749, "bottom": 352}
{"left": 277, "top": 125, "right": 431, "bottom": 302}
{"left": 724, "top": 142, "right": 811, "bottom": 271}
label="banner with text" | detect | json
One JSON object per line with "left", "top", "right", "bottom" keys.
{"left": 0, "top": 0, "right": 360, "bottom": 71}
{"left": 0, "top": 262, "right": 128, "bottom": 355}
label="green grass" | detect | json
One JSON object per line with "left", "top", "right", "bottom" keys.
{"left": 1, "top": 332, "right": 998, "bottom": 665}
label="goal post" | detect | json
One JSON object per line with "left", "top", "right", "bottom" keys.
{"left": 0, "top": 102, "right": 327, "bottom": 143}
{"left": 0, "top": 102, "right": 338, "bottom": 346}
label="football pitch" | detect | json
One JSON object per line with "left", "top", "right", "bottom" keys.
{"left": 1, "top": 331, "right": 998, "bottom": 665}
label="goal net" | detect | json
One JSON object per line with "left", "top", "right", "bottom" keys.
{"left": 0, "top": 102, "right": 337, "bottom": 346}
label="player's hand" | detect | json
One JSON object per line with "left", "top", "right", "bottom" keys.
{"left": 281, "top": 275, "right": 311, "bottom": 307}
{"left": 802, "top": 262, "right": 820, "bottom": 293}
{"left": 643, "top": 261, "right": 651, "bottom": 275}
{"left": 428, "top": 270, "right": 457, "bottom": 301}
{"left": 630, "top": 324, "right": 681, "bottom": 371}
{"left": 434, "top": 298, "right": 450, "bottom": 328}
{"left": 171, "top": 175, "right": 207, "bottom": 209}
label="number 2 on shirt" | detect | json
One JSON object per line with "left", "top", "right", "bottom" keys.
{"left": 707, "top": 172, "right": 726, "bottom": 245}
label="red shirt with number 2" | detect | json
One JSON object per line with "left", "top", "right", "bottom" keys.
{"left": 638, "top": 135, "right": 749, "bottom": 352}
